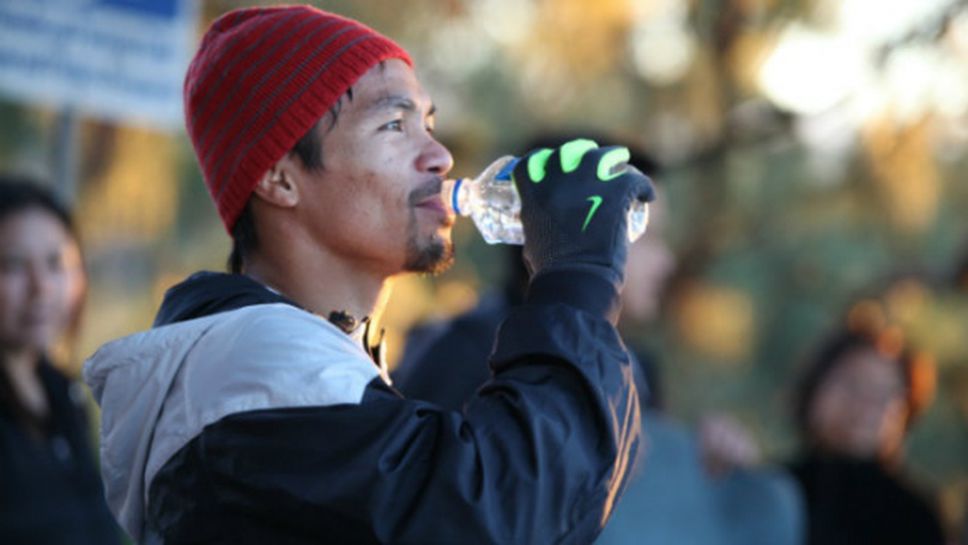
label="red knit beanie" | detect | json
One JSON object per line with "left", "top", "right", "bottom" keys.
{"left": 184, "top": 5, "right": 413, "bottom": 232}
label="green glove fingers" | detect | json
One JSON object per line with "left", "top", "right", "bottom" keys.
{"left": 597, "top": 147, "right": 630, "bottom": 181}
{"left": 526, "top": 148, "right": 554, "bottom": 183}
{"left": 516, "top": 139, "right": 634, "bottom": 236}
{"left": 512, "top": 135, "right": 655, "bottom": 295}
{"left": 522, "top": 139, "right": 619, "bottom": 184}
{"left": 559, "top": 139, "right": 599, "bottom": 173}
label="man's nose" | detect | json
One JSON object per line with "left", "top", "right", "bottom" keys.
{"left": 418, "top": 135, "right": 454, "bottom": 177}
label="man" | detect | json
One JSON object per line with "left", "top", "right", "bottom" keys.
{"left": 83, "top": 6, "right": 653, "bottom": 544}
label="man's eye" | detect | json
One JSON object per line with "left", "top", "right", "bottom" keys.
{"left": 380, "top": 119, "right": 403, "bottom": 131}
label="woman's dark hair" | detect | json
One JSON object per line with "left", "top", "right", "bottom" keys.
{"left": 0, "top": 176, "right": 79, "bottom": 437}
{"left": 792, "top": 326, "right": 933, "bottom": 442}
{"left": 0, "top": 176, "right": 74, "bottom": 234}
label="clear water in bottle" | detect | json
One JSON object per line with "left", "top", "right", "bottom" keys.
{"left": 444, "top": 155, "right": 523, "bottom": 244}
{"left": 443, "top": 155, "right": 649, "bottom": 245}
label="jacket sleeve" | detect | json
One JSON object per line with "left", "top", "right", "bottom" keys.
{"left": 150, "top": 273, "right": 641, "bottom": 544}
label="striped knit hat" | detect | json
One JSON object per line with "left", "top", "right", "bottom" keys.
{"left": 184, "top": 5, "right": 413, "bottom": 232}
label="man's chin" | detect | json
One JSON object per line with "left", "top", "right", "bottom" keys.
{"left": 404, "top": 236, "right": 455, "bottom": 275}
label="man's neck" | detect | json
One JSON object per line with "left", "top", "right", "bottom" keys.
{"left": 244, "top": 243, "right": 388, "bottom": 328}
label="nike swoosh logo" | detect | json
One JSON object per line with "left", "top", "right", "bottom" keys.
{"left": 582, "top": 195, "right": 603, "bottom": 232}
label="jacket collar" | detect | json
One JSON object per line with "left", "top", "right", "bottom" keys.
{"left": 153, "top": 272, "right": 297, "bottom": 327}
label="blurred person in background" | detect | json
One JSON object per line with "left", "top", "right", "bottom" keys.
{"left": 395, "top": 132, "right": 804, "bottom": 545}
{"left": 0, "top": 177, "right": 121, "bottom": 545}
{"left": 82, "top": 5, "right": 655, "bottom": 544}
{"left": 788, "top": 321, "right": 945, "bottom": 545}
{"left": 954, "top": 242, "right": 968, "bottom": 292}
{"left": 951, "top": 246, "right": 968, "bottom": 545}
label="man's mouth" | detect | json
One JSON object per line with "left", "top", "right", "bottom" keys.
{"left": 411, "top": 179, "right": 455, "bottom": 226}
{"left": 415, "top": 195, "right": 447, "bottom": 214}
{"left": 415, "top": 197, "right": 455, "bottom": 227}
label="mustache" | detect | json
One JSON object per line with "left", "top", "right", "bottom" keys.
{"left": 408, "top": 177, "right": 444, "bottom": 205}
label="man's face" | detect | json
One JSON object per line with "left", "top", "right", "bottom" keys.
{"left": 296, "top": 59, "right": 455, "bottom": 276}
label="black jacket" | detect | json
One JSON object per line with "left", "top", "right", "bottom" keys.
{"left": 789, "top": 452, "right": 945, "bottom": 545}
{"left": 85, "top": 271, "right": 641, "bottom": 544}
{"left": 0, "top": 359, "right": 121, "bottom": 545}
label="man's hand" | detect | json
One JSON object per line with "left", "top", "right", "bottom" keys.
{"left": 513, "top": 139, "right": 655, "bottom": 285}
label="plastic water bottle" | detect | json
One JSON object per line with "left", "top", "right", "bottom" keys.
{"left": 442, "top": 155, "right": 650, "bottom": 245}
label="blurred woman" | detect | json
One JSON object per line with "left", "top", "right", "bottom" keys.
{"left": 789, "top": 322, "right": 945, "bottom": 545}
{"left": 0, "top": 178, "right": 120, "bottom": 544}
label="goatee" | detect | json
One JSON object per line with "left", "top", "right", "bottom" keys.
{"left": 404, "top": 235, "right": 454, "bottom": 275}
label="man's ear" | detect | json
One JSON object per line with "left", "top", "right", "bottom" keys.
{"left": 252, "top": 156, "right": 301, "bottom": 209}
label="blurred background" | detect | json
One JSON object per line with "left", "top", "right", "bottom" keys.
{"left": 1, "top": 0, "right": 967, "bottom": 535}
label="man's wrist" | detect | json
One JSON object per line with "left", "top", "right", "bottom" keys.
{"left": 525, "top": 265, "right": 622, "bottom": 324}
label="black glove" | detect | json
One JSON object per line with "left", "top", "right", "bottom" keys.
{"left": 513, "top": 139, "right": 655, "bottom": 321}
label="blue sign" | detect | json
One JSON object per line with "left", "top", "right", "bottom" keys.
{"left": 0, "top": 0, "right": 198, "bottom": 130}
{"left": 95, "top": 0, "right": 180, "bottom": 19}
